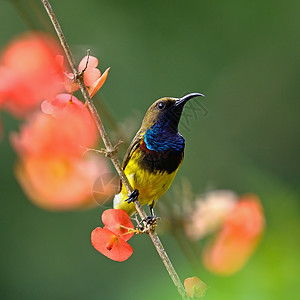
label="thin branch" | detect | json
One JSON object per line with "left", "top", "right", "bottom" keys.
{"left": 40, "top": 1, "right": 189, "bottom": 299}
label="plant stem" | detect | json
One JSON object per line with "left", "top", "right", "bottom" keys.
{"left": 40, "top": 1, "right": 189, "bottom": 299}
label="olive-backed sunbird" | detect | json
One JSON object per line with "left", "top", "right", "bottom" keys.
{"left": 113, "top": 93, "right": 204, "bottom": 216}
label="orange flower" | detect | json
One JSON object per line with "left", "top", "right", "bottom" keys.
{"left": 65, "top": 55, "right": 109, "bottom": 97}
{"left": 102, "top": 209, "right": 134, "bottom": 241}
{"left": 0, "top": 32, "right": 64, "bottom": 117}
{"left": 2, "top": 32, "right": 113, "bottom": 210}
{"left": 15, "top": 153, "right": 111, "bottom": 211}
{"left": 91, "top": 209, "right": 135, "bottom": 261}
{"left": 202, "top": 194, "right": 265, "bottom": 275}
{"left": 91, "top": 227, "right": 133, "bottom": 262}
{"left": 10, "top": 94, "right": 115, "bottom": 210}
{"left": 11, "top": 94, "right": 97, "bottom": 158}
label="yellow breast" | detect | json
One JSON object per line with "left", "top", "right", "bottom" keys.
{"left": 114, "top": 149, "right": 181, "bottom": 215}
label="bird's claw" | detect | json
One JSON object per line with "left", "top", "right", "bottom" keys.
{"left": 125, "top": 189, "right": 139, "bottom": 204}
{"left": 133, "top": 211, "right": 160, "bottom": 233}
{"left": 138, "top": 215, "right": 160, "bottom": 233}
{"left": 142, "top": 215, "right": 158, "bottom": 226}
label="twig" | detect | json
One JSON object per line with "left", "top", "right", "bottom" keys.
{"left": 40, "top": 1, "right": 189, "bottom": 299}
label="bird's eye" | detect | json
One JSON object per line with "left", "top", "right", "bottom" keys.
{"left": 157, "top": 101, "right": 165, "bottom": 110}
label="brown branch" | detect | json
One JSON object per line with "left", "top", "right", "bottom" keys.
{"left": 40, "top": 1, "right": 189, "bottom": 299}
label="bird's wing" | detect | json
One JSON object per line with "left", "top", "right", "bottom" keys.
{"left": 122, "top": 129, "right": 144, "bottom": 170}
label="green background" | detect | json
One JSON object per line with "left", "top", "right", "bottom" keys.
{"left": 0, "top": 0, "right": 299, "bottom": 299}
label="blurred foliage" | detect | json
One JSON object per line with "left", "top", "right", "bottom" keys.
{"left": 0, "top": 0, "right": 299, "bottom": 299}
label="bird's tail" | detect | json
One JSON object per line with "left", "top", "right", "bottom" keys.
{"left": 113, "top": 193, "right": 122, "bottom": 208}
{"left": 113, "top": 192, "right": 136, "bottom": 216}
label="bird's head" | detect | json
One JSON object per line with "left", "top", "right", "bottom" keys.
{"left": 141, "top": 93, "right": 204, "bottom": 133}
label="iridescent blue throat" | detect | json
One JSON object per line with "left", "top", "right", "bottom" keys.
{"left": 144, "top": 121, "right": 185, "bottom": 152}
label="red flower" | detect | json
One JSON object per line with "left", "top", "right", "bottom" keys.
{"left": 11, "top": 94, "right": 97, "bottom": 158}
{"left": 65, "top": 55, "right": 109, "bottom": 97}
{"left": 202, "top": 194, "right": 265, "bottom": 275}
{"left": 91, "top": 228, "right": 133, "bottom": 262}
{"left": 91, "top": 209, "right": 135, "bottom": 262}
{"left": 15, "top": 153, "right": 111, "bottom": 211}
{"left": 10, "top": 94, "right": 115, "bottom": 210}
{"left": 102, "top": 209, "right": 134, "bottom": 241}
{"left": 0, "top": 32, "right": 64, "bottom": 117}
{"left": 1, "top": 31, "right": 113, "bottom": 211}
{"left": 0, "top": 32, "right": 109, "bottom": 120}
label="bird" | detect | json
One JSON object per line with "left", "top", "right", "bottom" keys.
{"left": 113, "top": 92, "right": 204, "bottom": 217}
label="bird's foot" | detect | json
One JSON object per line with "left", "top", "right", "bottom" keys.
{"left": 142, "top": 214, "right": 158, "bottom": 226}
{"left": 125, "top": 189, "right": 139, "bottom": 204}
{"left": 140, "top": 202, "right": 159, "bottom": 231}
{"left": 139, "top": 214, "right": 160, "bottom": 233}
{"left": 133, "top": 213, "right": 160, "bottom": 233}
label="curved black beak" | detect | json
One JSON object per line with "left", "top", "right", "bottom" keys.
{"left": 165, "top": 92, "right": 205, "bottom": 132}
{"left": 175, "top": 92, "right": 205, "bottom": 107}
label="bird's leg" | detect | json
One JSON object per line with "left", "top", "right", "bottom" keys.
{"left": 133, "top": 201, "right": 159, "bottom": 233}
{"left": 141, "top": 201, "right": 158, "bottom": 228}
{"left": 149, "top": 202, "right": 156, "bottom": 219}
{"left": 125, "top": 189, "right": 139, "bottom": 204}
